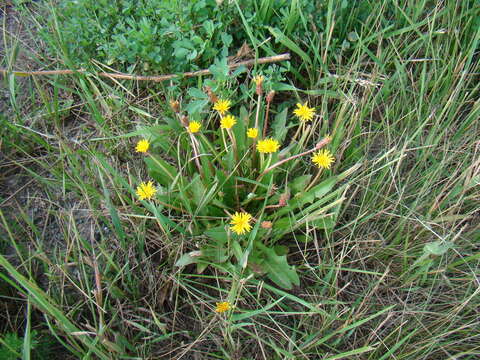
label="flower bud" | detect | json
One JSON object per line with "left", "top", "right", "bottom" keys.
{"left": 266, "top": 90, "right": 276, "bottom": 103}
{"left": 261, "top": 221, "right": 272, "bottom": 229}
{"left": 204, "top": 86, "right": 218, "bottom": 104}
{"left": 180, "top": 115, "right": 189, "bottom": 127}
{"left": 253, "top": 75, "right": 264, "bottom": 96}
{"left": 169, "top": 99, "right": 180, "bottom": 113}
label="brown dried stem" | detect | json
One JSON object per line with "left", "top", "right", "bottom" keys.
{"left": 260, "top": 136, "right": 332, "bottom": 177}
{"left": 0, "top": 53, "right": 290, "bottom": 81}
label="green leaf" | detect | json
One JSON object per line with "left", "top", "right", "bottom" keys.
{"left": 231, "top": 296, "right": 285, "bottom": 322}
{"left": 311, "top": 176, "right": 338, "bottom": 199}
{"left": 290, "top": 174, "right": 312, "bottom": 193}
{"left": 203, "top": 20, "right": 215, "bottom": 37}
{"left": 220, "top": 32, "right": 233, "bottom": 47}
{"left": 173, "top": 47, "right": 190, "bottom": 59}
{"left": 187, "top": 87, "right": 208, "bottom": 99}
{"left": 196, "top": 262, "right": 208, "bottom": 274}
{"left": 209, "top": 57, "right": 229, "bottom": 81}
{"left": 274, "top": 217, "right": 294, "bottom": 231}
{"left": 204, "top": 226, "right": 228, "bottom": 244}
{"left": 272, "top": 108, "right": 288, "bottom": 142}
{"left": 201, "top": 244, "right": 229, "bottom": 263}
{"left": 232, "top": 65, "right": 247, "bottom": 77}
{"left": 231, "top": 240, "right": 243, "bottom": 263}
{"left": 185, "top": 99, "right": 209, "bottom": 115}
{"left": 274, "top": 245, "right": 289, "bottom": 256}
{"left": 423, "top": 241, "right": 454, "bottom": 256}
{"left": 216, "top": 171, "right": 235, "bottom": 207}
{"left": 234, "top": 106, "right": 248, "bottom": 154}
{"left": 188, "top": 175, "right": 207, "bottom": 207}
{"left": 257, "top": 244, "right": 299, "bottom": 290}
{"left": 98, "top": 170, "right": 126, "bottom": 244}
{"left": 145, "top": 156, "right": 178, "bottom": 187}
{"left": 276, "top": 191, "right": 315, "bottom": 217}
{"left": 0, "top": 332, "right": 22, "bottom": 359}
{"left": 310, "top": 216, "right": 336, "bottom": 229}
{"left": 267, "top": 26, "right": 312, "bottom": 66}
{"left": 174, "top": 252, "right": 201, "bottom": 267}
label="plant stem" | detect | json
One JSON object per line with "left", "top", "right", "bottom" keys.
{"left": 263, "top": 96, "right": 271, "bottom": 138}
{"left": 254, "top": 93, "right": 262, "bottom": 129}
{"left": 0, "top": 53, "right": 291, "bottom": 81}
{"left": 188, "top": 132, "right": 203, "bottom": 175}
{"left": 305, "top": 168, "right": 323, "bottom": 192}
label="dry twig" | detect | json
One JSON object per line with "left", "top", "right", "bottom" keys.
{"left": 0, "top": 53, "right": 290, "bottom": 81}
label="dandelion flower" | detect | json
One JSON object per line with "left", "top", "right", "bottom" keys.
{"left": 312, "top": 149, "right": 335, "bottom": 169}
{"left": 188, "top": 121, "right": 201, "bottom": 133}
{"left": 136, "top": 181, "right": 157, "bottom": 200}
{"left": 221, "top": 114, "right": 237, "bottom": 129}
{"left": 256, "top": 138, "right": 280, "bottom": 154}
{"left": 247, "top": 128, "right": 259, "bottom": 139}
{"left": 135, "top": 139, "right": 150, "bottom": 153}
{"left": 213, "top": 99, "right": 231, "bottom": 115}
{"left": 215, "top": 301, "right": 232, "bottom": 313}
{"left": 230, "top": 212, "right": 252, "bottom": 235}
{"left": 253, "top": 75, "right": 264, "bottom": 86}
{"left": 293, "top": 103, "right": 315, "bottom": 122}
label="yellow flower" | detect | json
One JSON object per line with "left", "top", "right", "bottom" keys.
{"left": 215, "top": 301, "right": 231, "bottom": 313}
{"left": 220, "top": 114, "right": 237, "bottom": 129}
{"left": 252, "top": 75, "right": 264, "bottom": 86}
{"left": 256, "top": 138, "right": 280, "bottom": 154}
{"left": 135, "top": 139, "right": 150, "bottom": 153}
{"left": 230, "top": 212, "right": 252, "bottom": 235}
{"left": 136, "top": 181, "right": 157, "bottom": 200}
{"left": 188, "top": 121, "right": 201, "bottom": 133}
{"left": 213, "top": 99, "right": 231, "bottom": 115}
{"left": 312, "top": 149, "right": 335, "bottom": 169}
{"left": 247, "top": 128, "right": 259, "bottom": 138}
{"left": 293, "top": 102, "right": 315, "bottom": 122}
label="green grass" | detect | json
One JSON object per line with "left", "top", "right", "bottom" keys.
{"left": 1, "top": 0, "right": 479, "bottom": 358}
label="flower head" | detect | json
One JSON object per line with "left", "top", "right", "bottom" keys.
{"left": 253, "top": 75, "right": 264, "bottom": 86}
{"left": 256, "top": 138, "right": 280, "bottom": 154}
{"left": 312, "top": 149, "right": 335, "bottom": 169}
{"left": 213, "top": 99, "right": 231, "bottom": 115}
{"left": 136, "top": 181, "right": 157, "bottom": 200}
{"left": 188, "top": 121, "right": 201, "bottom": 133}
{"left": 135, "top": 139, "right": 150, "bottom": 153}
{"left": 215, "top": 301, "right": 231, "bottom": 313}
{"left": 230, "top": 212, "right": 252, "bottom": 235}
{"left": 293, "top": 103, "right": 315, "bottom": 122}
{"left": 247, "top": 128, "right": 259, "bottom": 139}
{"left": 220, "top": 114, "right": 237, "bottom": 129}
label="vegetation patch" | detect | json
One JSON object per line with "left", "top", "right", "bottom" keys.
{"left": 0, "top": 0, "right": 479, "bottom": 359}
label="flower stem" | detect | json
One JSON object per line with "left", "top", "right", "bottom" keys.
{"left": 188, "top": 132, "right": 203, "bottom": 175}
{"left": 263, "top": 97, "right": 271, "bottom": 138}
{"left": 254, "top": 93, "right": 262, "bottom": 129}
{"left": 305, "top": 168, "right": 323, "bottom": 192}
{"left": 256, "top": 136, "right": 332, "bottom": 183}
{"left": 227, "top": 128, "right": 238, "bottom": 163}
{"left": 148, "top": 154, "right": 175, "bottom": 182}
{"left": 221, "top": 127, "right": 228, "bottom": 154}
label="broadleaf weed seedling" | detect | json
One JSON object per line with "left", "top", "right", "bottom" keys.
{"left": 131, "top": 75, "right": 353, "bottom": 290}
